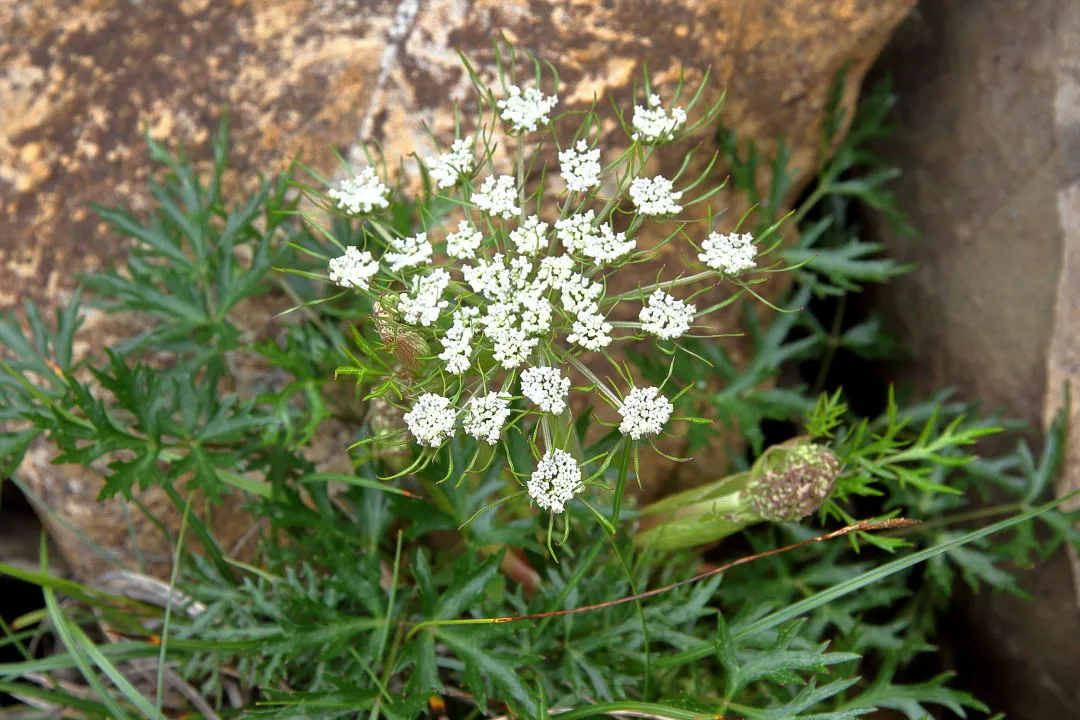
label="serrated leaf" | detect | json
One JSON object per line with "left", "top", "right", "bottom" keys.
{"left": 433, "top": 553, "right": 503, "bottom": 621}
{"left": 437, "top": 628, "right": 538, "bottom": 717}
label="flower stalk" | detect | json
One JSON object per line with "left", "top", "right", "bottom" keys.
{"left": 635, "top": 437, "right": 840, "bottom": 551}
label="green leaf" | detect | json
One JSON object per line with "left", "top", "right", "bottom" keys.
{"left": 437, "top": 628, "right": 538, "bottom": 717}
{"left": 433, "top": 553, "right": 503, "bottom": 621}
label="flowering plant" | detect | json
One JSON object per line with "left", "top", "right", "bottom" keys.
{"left": 2, "top": 40, "right": 1076, "bottom": 720}
{"left": 306, "top": 46, "right": 799, "bottom": 547}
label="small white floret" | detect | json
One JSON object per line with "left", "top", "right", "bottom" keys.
{"left": 438, "top": 306, "right": 479, "bottom": 374}
{"left": 384, "top": 233, "right": 433, "bottom": 272}
{"left": 328, "top": 167, "right": 390, "bottom": 215}
{"left": 618, "top": 386, "right": 673, "bottom": 439}
{"left": 629, "top": 176, "right": 683, "bottom": 216}
{"left": 509, "top": 216, "right": 550, "bottom": 256}
{"left": 498, "top": 85, "right": 559, "bottom": 134}
{"left": 698, "top": 231, "right": 757, "bottom": 275}
{"left": 430, "top": 136, "right": 474, "bottom": 188}
{"left": 581, "top": 224, "right": 635, "bottom": 264}
{"left": 631, "top": 94, "right": 687, "bottom": 144}
{"left": 527, "top": 449, "right": 582, "bottom": 514}
{"left": 559, "top": 140, "right": 602, "bottom": 192}
{"left": 566, "top": 307, "right": 613, "bottom": 350}
{"left": 399, "top": 269, "right": 451, "bottom": 327}
{"left": 520, "top": 366, "right": 571, "bottom": 414}
{"left": 639, "top": 290, "right": 696, "bottom": 340}
{"left": 404, "top": 393, "right": 456, "bottom": 447}
{"left": 555, "top": 211, "right": 596, "bottom": 254}
{"left": 445, "top": 220, "right": 484, "bottom": 260}
{"left": 328, "top": 247, "right": 379, "bottom": 290}
{"left": 473, "top": 175, "right": 521, "bottom": 220}
{"left": 464, "top": 392, "right": 512, "bottom": 445}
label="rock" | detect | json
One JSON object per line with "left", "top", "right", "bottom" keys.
{"left": 866, "top": 2, "right": 1080, "bottom": 718}
{"left": 1047, "top": 0, "right": 1080, "bottom": 590}
{"left": 1, "top": 0, "right": 914, "bottom": 580}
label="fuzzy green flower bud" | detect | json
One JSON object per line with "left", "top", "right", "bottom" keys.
{"left": 741, "top": 441, "right": 840, "bottom": 523}
{"left": 635, "top": 438, "right": 840, "bottom": 552}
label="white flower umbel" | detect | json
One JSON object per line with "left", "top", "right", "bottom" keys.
{"left": 399, "top": 269, "right": 451, "bottom": 326}
{"left": 699, "top": 231, "right": 758, "bottom": 275}
{"left": 567, "top": 306, "right": 613, "bottom": 350}
{"left": 639, "top": 289, "right": 696, "bottom": 340}
{"left": 328, "top": 247, "right": 379, "bottom": 290}
{"left": 464, "top": 392, "right": 512, "bottom": 445}
{"left": 328, "top": 167, "right": 390, "bottom": 215}
{"left": 520, "top": 366, "right": 571, "bottom": 414}
{"left": 629, "top": 176, "right": 683, "bottom": 216}
{"left": 559, "top": 140, "right": 602, "bottom": 192}
{"left": 533, "top": 254, "right": 577, "bottom": 292}
{"left": 430, "top": 136, "right": 474, "bottom": 189}
{"left": 385, "top": 232, "right": 433, "bottom": 272}
{"left": 464, "top": 254, "right": 534, "bottom": 304}
{"left": 498, "top": 85, "right": 559, "bottom": 134}
{"left": 631, "top": 94, "right": 688, "bottom": 144}
{"left": 518, "top": 292, "right": 553, "bottom": 335}
{"left": 618, "top": 386, "right": 673, "bottom": 440}
{"left": 481, "top": 304, "right": 540, "bottom": 370}
{"left": 404, "top": 393, "right": 457, "bottom": 447}
{"left": 509, "top": 216, "right": 550, "bottom": 256}
{"left": 582, "top": 224, "right": 635, "bottom": 264}
{"left": 473, "top": 175, "right": 521, "bottom": 220}
{"left": 527, "top": 449, "right": 582, "bottom": 514}
{"left": 445, "top": 220, "right": 483, "bottom": 260}
{"left": 559, "top": 273, "right": 604, "bottom": 314}
{"left": 438, "top": 306, "right": 478, "bottom": 374}
{"left": 555, "top": 210, "right": 596, "bottom": 254}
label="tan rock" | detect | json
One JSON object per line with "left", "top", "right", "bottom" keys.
{"left": 0, "top": 0, "right": 913, "bottom": 580}
{"left": 869, "top": 2, "right": 1080, "bottom": 717}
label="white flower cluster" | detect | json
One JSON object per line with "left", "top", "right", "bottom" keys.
{"left": 430, "top": 136, "right": 474, "bottom": 188}
{"left": 629, "top": 176, "right": 683, "bottom": 216}
{"left": 617, "top": 386, "right": 673, "bottom": 439}
{"left": 509, "top": 216, "right": 549, "bottom": 256}
{"left": 559, "top": 140, "right": 602, "bottom": 193}
{"left": 521, "top": 366, "right": 571, "bottom": 414}
{"left": 399, "top": 269, "right": 450, "bottom": 326}
{"left": 473, "top": 175, "right": 521, "bottom": 219}
{"left": 403, "top": 393, "right": 456, "bottom": 447}
{"left": 317, "top": 58, "right": 742, "bottom": 520}
{"left": 554, "top": 211, "right": 635, "bottom": 264}
{"left": 385, "top": 233, "right": 433, "bottom": 272}
{"left": 438, "top": 307, "right": 478, "bottom": 374}
{"left": 699, "top": 231, "right": 757, "bottom": 275}
{"left": 329, "top": 167, "right": 391, "bottom": 215}
{"left": 631, "top": 94, "right": 687, "bottom": 144}
{"left": 527, "top": 449, "right": 582, "bottom": 514}
{"left": 464, "top": 392, "right": 512, "bottom": 445}
{"left": 498, "top": 85, "right": 559, "bottom": 134}
{"left": 567, "top": 309, "right": 613, "bottom": 351}
{"left": 328, "top": 247, "right": 379, "bottom": 290}
{"left": 446, "top": 220, "right": 484, "bottom": 260}
{"left": 639, "top": 290, "right": 695, "bottom": 340}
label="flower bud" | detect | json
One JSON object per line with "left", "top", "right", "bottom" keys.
{"left": 372, "top": 300, "right": 430, "bottom": 373}
{"left": 740, "top": 440, "right": 840, "bottom": 523}
{"left": 635, "top": 438, "right": 840, "bottom": 552}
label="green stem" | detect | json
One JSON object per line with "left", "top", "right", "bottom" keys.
{"left": 562, "top": 353, "right": 620, "bottom": 406}
{"left": 612, "top": 439, "right": 632, "bottom": 524}
{"left": 789, "top": 184, "right": 827, "bottom": 228}
{"left": 811, "top": 293, "right": 845, "bottom": 396}
{"left": 605, "top": 270, "right": 716, "bottom": 304}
